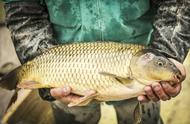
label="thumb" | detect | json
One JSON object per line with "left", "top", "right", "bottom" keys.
{"left": 50, "top": 86, "right": 71, "bottom": 99}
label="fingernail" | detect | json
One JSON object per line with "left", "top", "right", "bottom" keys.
{"left": 154, "top": 86, "right": 160, "bottom": 92}
{"left": 144, "top": 86, "right": 151, "bottom": 92}
{"left": 152, "top": 83, "right": 160, "bottom": 91}
{"left": 138, "top": 96, "right": 144, "bottom": 101}
{"left": 162, "top": 82, "right": 168, "bottom": 88}
{"left": 51, "top": 88, "right": 62, "bottom": 96}
{"left": 162, "top": 82, "right": 167, "bottom": 85}
{"left": 62, "top": 87, "right": 67, "bottom": 93}
{"left": 50, "top": 89, "right": 55, "bottom": 95}
{"left": 64, "top": 86, "right": 70, "bottom": 92}
{"left": 61, "top": 86, "right": 71, "bottom": 96}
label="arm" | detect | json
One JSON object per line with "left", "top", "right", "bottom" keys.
{"left": 5, "top": 1, "right": 57, "bottom": 63}
{"left": 150, "top": 0, "right": 190, "bottom": 62}
{"left": 139, "top": 0, "right": 189, "bottom": 102}
{"left": 5, "top": 1, "right": 58, "bottom": 100}
{"left": 5, "top": 1, "right": 80, "bottom": 103}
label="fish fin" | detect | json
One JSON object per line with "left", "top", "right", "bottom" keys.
{"left": 0, "top": 66, "right": 21, "bottom": 90}
{"left": 68, "top": 90, "right": 97, "bottom": 107}
{"left": 99, "top": 72, "right": 133, "bottom": 85}
{"left": 17, "top": 81, "right": 43, "bottom": 89}
{"left": 99, "top": 72, "right": 119, "bottom": 77}
{"left": 134, "top": 102, "right": 142, "bottom": 124}
{"left": 115, "top": 77, "right": 133, "bottom": 85}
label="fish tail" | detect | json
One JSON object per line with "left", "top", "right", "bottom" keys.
{"left": 0, "top": 66, "right": 20, "bottom": 90}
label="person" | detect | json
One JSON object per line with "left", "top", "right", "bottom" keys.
{"left": 2, "top": 0, "right": 190, "bottom": 124}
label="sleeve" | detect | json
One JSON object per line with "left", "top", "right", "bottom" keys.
{"left": 5, "top": 1, "right": 57, "bottom": 101}
{"left": 150, "top": 0, "right": 190, "bottom": 62}
{"left": 5, "top": 1, "right": 57, "bottom": 63}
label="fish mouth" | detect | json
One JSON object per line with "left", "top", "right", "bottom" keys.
{"left": 169, "top": 58, "right": 186, "bottom": 83}
{"left": 172, "top": 73, "right": 183, "bottom": 84}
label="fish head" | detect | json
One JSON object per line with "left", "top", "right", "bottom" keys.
{"left": 130, "top": 49, "right": 186, "bottom": 85}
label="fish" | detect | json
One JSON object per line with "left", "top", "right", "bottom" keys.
{"left": 0, "top": 42, "right": 185, "bottom": 107}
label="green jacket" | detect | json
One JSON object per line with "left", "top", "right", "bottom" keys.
{"left": 4, "top": 0, "right": 155, "bottom": 45}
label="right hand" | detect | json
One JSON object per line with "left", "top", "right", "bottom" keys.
{"left": 50, "top": 86, "right": 81, "bottom": 104}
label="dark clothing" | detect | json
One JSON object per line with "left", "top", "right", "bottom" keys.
{"left": 5, "top": 2, "right": 57, "bottom": 63}
{"left": 150, "top": 0, "right": 190, "bottom": 62}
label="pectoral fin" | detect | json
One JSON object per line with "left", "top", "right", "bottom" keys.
{"left": 115, "top": 77, "right": 133, "bottom": 85}
{"left": 17, "top": 81, "right": 46, "bottom": 89}
{"left": 134, "top": 102, "right": 142, "bottom": 124}
{"left": 68, "top": 90, "right": 97, "bottom": 107}
{"left": 99, "top": 72, "right": 119, "bottom": 77}
{"left": 99, "top": 72, "right": 133, "bottom": 85}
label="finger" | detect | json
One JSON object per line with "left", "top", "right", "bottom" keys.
{"left": 137, "top": 95, "right": 150, "bottom": 103}
{"left": 162, "top": 82, "right": 181, "bottom": 97}
{"left": 50, "top": 86, "right": 71, "bottom": 99}
{"left": 152, "top": 83, "right": 170, "bottom": 101}
{"left": 144, "top": 85, "right": 159, "bottom": 102}
{"left": 59, "top": 94, "right": 81, "bottom": 104}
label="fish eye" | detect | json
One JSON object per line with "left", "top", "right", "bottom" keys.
{"left": 157, "top": 61, "right": 164, "bottom": 67}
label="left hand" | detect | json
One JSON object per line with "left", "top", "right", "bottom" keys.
{"left": 138, "top": 58, "right": 186, "bottom": 103}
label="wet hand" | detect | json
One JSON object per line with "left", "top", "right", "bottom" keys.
{"left": 50, "top": 86, "right": 81, "bottom": 104}
{"left": 138, "top": 82, "right": 182, "bottom": 102}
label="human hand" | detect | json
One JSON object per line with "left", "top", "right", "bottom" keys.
{"left": 138, "top": 82, "right": 182, "bottom": 102}
{"left": 50, "top": 86, "right": 81, "bottom": 104}
{"left": 138, "top": 58, "right": 186, "bottom": 103}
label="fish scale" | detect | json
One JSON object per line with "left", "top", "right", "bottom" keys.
{"left": 16, "top": 42, "right": 144, "bottom": 100}
{"left": 0, "top": 41, "right": 182, "bottom": 106}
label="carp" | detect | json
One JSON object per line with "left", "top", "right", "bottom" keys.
{"left": 0, "top": 42, "right": 185, "bottom": 107}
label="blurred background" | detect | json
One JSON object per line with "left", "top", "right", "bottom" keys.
{"left": 0, "top": 1, "right": 190, "bottom": 124}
